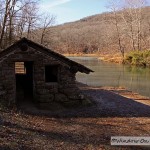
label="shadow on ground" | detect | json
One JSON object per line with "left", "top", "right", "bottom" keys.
{"left": 0, "top": 118, "right": 149, "bottom": 150}
{"left": 18, "top": 87, "right": 150, "bottom": 118}
{"left": 1, "top": 86, "right": 150, "bottom": 150}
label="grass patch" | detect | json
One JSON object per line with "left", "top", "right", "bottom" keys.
{"left": 125, "top": 50, "right": 150, "bottom": 67}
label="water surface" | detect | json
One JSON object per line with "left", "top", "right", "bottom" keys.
{"left": 69, "top": 57, "right": 150, "bottom": 98}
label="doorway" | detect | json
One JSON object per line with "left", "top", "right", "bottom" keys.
{"left": 15, "top": 61, "right": 34, "bottom": 102}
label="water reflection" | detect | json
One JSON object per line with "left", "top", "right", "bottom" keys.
{"left": 69, "top": 57, "right": 150, "bottom": 98}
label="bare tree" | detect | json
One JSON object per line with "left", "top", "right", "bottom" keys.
{"left": 0, "top": 0, "right": 11, "bottom": 49}
{"left": 121, "top": 0, "right": 146, "bottom": 51}
{"left": 40, "top": 14, "right": 55, "bottom": 45}
{"left": 107, "top": 0, "right": 125, "bottom": 60}
{"left": 0, "top": 0, "right": 45, "bottom": 50}
{"left": 22, "top": 1, "right": 39, "bottom": 39}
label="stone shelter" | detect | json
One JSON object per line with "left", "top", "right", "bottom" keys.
{"left": 0, "top": 38, "right": 93, "bottom": 108}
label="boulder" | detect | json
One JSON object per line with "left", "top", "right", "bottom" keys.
{"left": 55, "top": 94, "right": 68, "bottom": 102}
{"left": 37, "top": 94, "right": 54, "bottom": 102}
{"left": 62, "top": 100, "right": 80, "bottom": 108}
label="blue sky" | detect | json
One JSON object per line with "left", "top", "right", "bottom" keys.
{"left": 39, "top": 0, "right": 108, "bottom": 24}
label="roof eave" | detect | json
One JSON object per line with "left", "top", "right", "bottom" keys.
{"left": 0, "top": 37, "right": 94, "bottom": 74}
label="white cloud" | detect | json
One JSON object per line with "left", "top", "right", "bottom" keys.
{"left": 40, "top": 0, "right": 72, "bottom": 9}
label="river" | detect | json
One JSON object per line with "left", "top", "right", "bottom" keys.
{"left": 69, "top": 57, "right": 150, "bottom": 98}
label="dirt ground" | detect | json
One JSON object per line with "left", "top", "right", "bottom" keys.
{"left": 0, "top": 84, "right": 150, "bottom": 150}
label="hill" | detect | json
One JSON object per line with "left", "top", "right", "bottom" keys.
{"left": 0, "top": 1, "right": 150, "bottom": 57}
{"left": 33, "top": 6, "right": 150, "bottom": 56}
{"left": 41, "top": 7, "right": 150, "bottom": 53}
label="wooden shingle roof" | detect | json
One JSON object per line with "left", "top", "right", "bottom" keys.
{"left": 0, "top": 38, "right": 93, "bottom": 74}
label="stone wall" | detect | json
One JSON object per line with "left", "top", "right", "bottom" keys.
{"left": 0, "top": 45, "right": 86, "bottom": 108}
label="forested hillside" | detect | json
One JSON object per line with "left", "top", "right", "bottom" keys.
{"left": 41, "top": 6, "right": 150, "bottom": 56}
{"left": 0, "top": 1, "right": 150, "bottom": 57}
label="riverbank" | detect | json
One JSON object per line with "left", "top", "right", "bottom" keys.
{"left": 98, "top": 53, "right": 123, "bottom": 63}
{"left": 63, "top": 53, "right": 98, "bottom": 57}
{"left": 64, "top": 50, "right": 150, "bottom": 67}
{"left": 64, "top": 53, "right": 123, "bottom": 63}
{"left": 0, "top": 84, "right": 150, "bottom": 149}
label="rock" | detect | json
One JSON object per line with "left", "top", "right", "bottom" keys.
{"left": 61, "top": 88, "right": 79, "bottom": 95}
{"left": 82, "top": 99, "right": 92, "bottom": 106}
{"left": 48, "top": 88, "right": 58, "bottom": 94}
{"left": 79, "top": 94, "right": 85, "bottom": 100}
{"left": 0, "top": 86, "right": 3, "bottom": 90}
{"left": 67, "top": 93, "right": 82, "bottom": 100}
{"left": 37, "top": 102, "right": 65, "bottom": 110}
{"left": 37, "top": 94, "right": 54, "bottom": 102}
{"left": 0, "top": 91, "right": 6, "bottom": 96}
{"left": 55, "top": 94, "right": 68, "bottom": 102}
{"left": 36, "top": 89, "right": 49, "bottom": 95}
{"left": 62, "top": 100, "right": 80, "bottom": 108}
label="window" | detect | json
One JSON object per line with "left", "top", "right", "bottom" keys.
{"left": 15, "top": 62, "right": 26, "bottom": 74}
{"left": 45, "top": 65, "right": 58, "bottom": 82}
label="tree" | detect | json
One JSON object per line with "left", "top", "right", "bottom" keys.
{"left": 0, "top": 0, "right": 11, "bottom": 49}
{"left": 107, "top": 0, "right": 125, "bottom": 60}
{"left": 121, "top": 0, "right": 147, "bottom": 51}
{"left": 40, "top": 14, "right": 55, "bottom": 45}
{"left": 0, "top": 0, "right": 56, "bottom": 50}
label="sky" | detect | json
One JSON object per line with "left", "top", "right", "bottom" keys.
{"left": 39, "top": 0, "right": 108, "bottom": 25}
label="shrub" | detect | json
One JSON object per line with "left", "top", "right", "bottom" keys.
{"left": 146, "top": 56, "right": 150, "bottom": 67}
{"left": 125, "top": 50, "right": 150, "bottom": 67}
